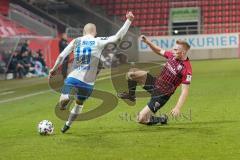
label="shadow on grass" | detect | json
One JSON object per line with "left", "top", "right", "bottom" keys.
{"left": 68, "top": 125, "right": 203, "bottom": 137}
{"left": 61, "top": 120, "right": 240, "bottom": 138}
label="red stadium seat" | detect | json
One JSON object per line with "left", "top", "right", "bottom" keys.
{"left": 128, "top": 3, "right": 134, "bottom": 10}
{"left": 154, "top": 19, "right": 160, "bottom": 26}
{"left": 122, "top": 4, "right": 128, "bottom": 9}
{"left": 120, "top": 9, "right": 127, "bottom": 15}
{"left": 115, "top": 5, "right": 121, "bottom": 9}
{"left": 140, "top": 3, "right": 148, "bottom": 8}
{"left": 147, "top": 14, "right": 154, "bottom": 20}
{"left": 148, "top": 20, "right": 153, "bottom": 26}
{"left": 237, "top": 17, "right": 240, "bottom": 23}
{"left": 135, "top": 20, "right": 140, "bottom": 26}
{"left": 135, "top": 9, "right": 141, "bottom": 14}
{"left": 232, "top": 10, "right": 237, "bottom": 16}
{"left": 139, "top": 20, "right": 146, "bottom": 26}
{"left": 114, "top": 10, "right": 121, "bottom": 15}
{"left": 142, "top": 14, "right": 147, "bottom": 20}
{"left": 203, "top": 11, "right": 208, "bottom": 18}
{"left": 148, "top": 3, "right": 155, "bottom": 8}
{"left": 232, "top": 16, "right": 236, "bottom": 23}
{"left": 142, "top": 9, "right": 148, "bottom": 14}
{"left": 225, "top": 11, "right": 230, "bottom": 16}
{"left": 155, "top": 8, "right": 161, "bottom": 13}
{"left": 135, "top": 3, "right": 141, "bottom": 9}
{"left": 202, "top": 1, "right": 209, "bottom": 6}
{"left": 149, "top": 8, "right": 154, "bottom": 14}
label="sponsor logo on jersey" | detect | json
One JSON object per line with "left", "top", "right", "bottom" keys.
{"left": 83, "top": 41, "right": 95, "bottom": 46}
{"left": 177, "top": 64, "right": 183, "bottom": 71}
{"left": 100, "top": 37, "right": 108, "bottom": 40}
{"left": 166, "top": 62, "right": 177, "bottom": 75}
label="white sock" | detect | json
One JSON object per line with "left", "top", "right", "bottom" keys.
{"left": 71, "top": 104, "right": 83, "bottom": 114}
{"left": 66, "top": 104, "right": 83, "bottom": 126}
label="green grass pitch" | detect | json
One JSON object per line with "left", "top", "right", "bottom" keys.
{"left": 0, "top": 59, "right": 240, "bottom": 160}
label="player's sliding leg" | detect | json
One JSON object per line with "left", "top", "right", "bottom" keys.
{"left": 138, "top": 91, "right": 170, "bottom": 125}
{"left": 137, "top": 105, "right": 168, "bottom": 125}
{"left": 61, "top": 99, "right": 83, "bottom": 133}
{"left": 118, "top": 68, "right": 148, "bottom": 102}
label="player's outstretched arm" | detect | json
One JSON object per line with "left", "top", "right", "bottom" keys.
{"left": 115, "top": 11, "right": 134, "bottom": 40}
{"left": 98, "top": 11, "right": 134, "bottom": 47}
{"left": 170, "top": 84, "right": 189, "bottom": 117}
{"left": 49, "top": 39, "right": 75, "bottom": 78}
{"left": 140, "top": 35, "right": 165, "bottom": 56}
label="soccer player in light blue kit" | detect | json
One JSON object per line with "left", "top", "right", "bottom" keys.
{"left": 49, "top": 11, "right": 134, "bottom": 133}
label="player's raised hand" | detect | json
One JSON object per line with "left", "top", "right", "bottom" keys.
{"left": 126, "top": 11, "right": 134, "bottom": 21}
{"left": 170, "top": 107, "right": 181, "bottom": 117}
{"left": 140, "top": 35, "right": 148, "bottom": 43}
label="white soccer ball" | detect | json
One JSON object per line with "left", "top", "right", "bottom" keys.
{"left": 38, "top": 120, "right": 54, "bottom": 135}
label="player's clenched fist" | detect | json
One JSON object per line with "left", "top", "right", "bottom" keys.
{"left": 126, "top": 11, "right": 134, "bottom": 21}
{"left": 140, "top": 35, "right": 148, "bottom": 43}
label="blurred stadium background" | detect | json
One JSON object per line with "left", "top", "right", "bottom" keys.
{"left": 0, "top": 0, "right": 240, "bottom": 79}
{"left": 1, "top": 1, "right": 240, "bottom": 160}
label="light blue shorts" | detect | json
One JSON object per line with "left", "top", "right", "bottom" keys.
{"left": 61, "top": 77, "right": 94, "bottom": 101}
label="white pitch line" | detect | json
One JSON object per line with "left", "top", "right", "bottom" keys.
{"left": 0, "top": 90, "right": 51, "bottom": 104}
{"left": 0, "top": 91, "right": 15, "bottom": 96}
{"left": 0, "top": 64, "right": 162, "bottom": 104}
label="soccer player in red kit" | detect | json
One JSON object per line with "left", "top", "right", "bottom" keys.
{"left": 118, "top": 35, "right": 192, "bottom": 125}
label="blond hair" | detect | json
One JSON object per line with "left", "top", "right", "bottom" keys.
{"left": 176, "top": 39, "right": 190, "bottom": 51}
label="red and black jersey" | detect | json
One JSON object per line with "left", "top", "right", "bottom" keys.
{"left": 154, "top": 51, "right": 192, "bottom": 95}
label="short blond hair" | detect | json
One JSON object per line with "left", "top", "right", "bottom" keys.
{"left": 176, "top": 39, "right": 190, "bottom": 51}
{"left": 83, "top": 23, "right": 96, "bottom": 36}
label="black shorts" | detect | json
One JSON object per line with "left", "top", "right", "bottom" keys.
{"left": 143, "top": 73, "right": 171, "bottom": 113}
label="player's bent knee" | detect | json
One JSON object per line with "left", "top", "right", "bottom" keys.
{"left": 126, "top": 71, "right": 135, "bottom": 80}
{"left": 127, "top": 68, "right": 142, "bottom": 80}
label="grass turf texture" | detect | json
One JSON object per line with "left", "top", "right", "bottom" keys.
{"left": 0, "top": 59, "right": 240, "bottom": 160}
